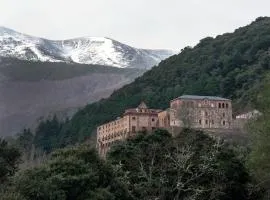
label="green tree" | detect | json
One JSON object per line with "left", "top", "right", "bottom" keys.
{"left": 248, "top": 77, "right": 270, "bottom": 196}
{"left": 34, "top": 115, "right": 63, "bottom": 153}
{"left": 0, "top": 139, "right": 21, "bottom": 185}
{"left": 108, "top": 129, "right": 258, "bottom": 200}
{"left": 14, "top": 145, "right": 133, "bottom": 200}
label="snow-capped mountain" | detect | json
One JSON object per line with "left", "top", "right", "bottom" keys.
{"left": 0, "top": 27, "right": 176, "bottom": 69}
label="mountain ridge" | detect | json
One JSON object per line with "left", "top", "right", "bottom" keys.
{"left": 0, "top": 27, "right": 176, "bottom": 69}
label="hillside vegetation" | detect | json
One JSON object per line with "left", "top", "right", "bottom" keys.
{"left": 0, "top": 57, "right": 143, "bottom": 81}
{"left": 17, "top": 17, "right": 270, "bottom": 151}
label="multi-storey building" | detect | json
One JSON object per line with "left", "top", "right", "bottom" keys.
{"left": 96, "top": 95, "right": 233, "bottom": 156}
{"left": 96, "top": 102, "right": 161, "bottom": 156}
{"left": 170, "top": 95, "right": 232, "bottom": 129}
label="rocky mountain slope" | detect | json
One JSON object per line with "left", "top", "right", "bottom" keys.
{"left": 0, "top": 57, "right": 145, "bottom": 136}
{"left": 0, "top": 27, "right": 175, "bottom": 69}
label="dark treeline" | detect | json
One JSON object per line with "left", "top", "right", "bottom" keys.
{"left": 0, "top": 128, "right": 265, "bottom": 200}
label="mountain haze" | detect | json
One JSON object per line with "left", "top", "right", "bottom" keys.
{"left": 0, "top": 58, "right": 145, "bottom": 136}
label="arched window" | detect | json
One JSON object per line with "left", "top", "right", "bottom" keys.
{"left": 218, "top": 103, "right": 221, "bottom": 108}
{"left": 226, "top": 103, "right": 229, "bottom": 108}
{"left": 223, "top": 121, "right": 226, "bottom": 126}
{"left": 222, "top": 103, "right": 225, "bottom": 108}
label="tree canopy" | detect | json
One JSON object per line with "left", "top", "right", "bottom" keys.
{"left": 108, "top": 129, "right": 258, "bottom": 200}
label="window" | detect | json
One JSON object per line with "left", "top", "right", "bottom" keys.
{"left": 223, "top": 121, "right": 226, "bottom": 126}
{"left": 218, "top": 103, "right": 221, "bottom": 108}
{"left": 222, "top": 103, "right": 225, "bottom": 108}
{"left": 212, "top": 120, "right": 214, "bottom": 124}
{"left": 205, "top": 111, "right": 208, "bottom": 116}
{"left": 152, "top": 118, "right": 155, "bottom": 122}
{"left": 199, "top": 120, "right": 202, "bottom": 125}
{"left": 223, "top": 113, "right": 225, "bottom": 117}
{"left": 226, "top": 103, "right": 229, "bottom": 108}
{"left": 132, "top": 126, "right": 136, "bottom": 133}
{"left": 205, "top": 120, "right": 208, "bottom": 124}
{"left": 132, "top": 116, "right": 136, "bottom": 120}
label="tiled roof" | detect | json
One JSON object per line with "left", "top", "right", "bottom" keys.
{"left": 124, "top": 108, "right": 162, "bottom": 115}
{"left": 174, "top": 95, "right": 230, "bottom": 101}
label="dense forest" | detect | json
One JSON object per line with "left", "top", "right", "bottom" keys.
{"left": 28, "top": 17, "right": 270, "bottom": 151}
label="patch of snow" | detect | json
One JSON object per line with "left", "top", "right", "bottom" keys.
{"left": 0, "top": 27, "right": 176, "bottom": 68}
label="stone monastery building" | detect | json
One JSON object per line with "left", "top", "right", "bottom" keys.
{"left": 97, "top": 95, "right": 232, "bottom": 156}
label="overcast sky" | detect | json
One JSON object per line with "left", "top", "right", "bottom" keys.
{"left": 0, "top": 0, "right": 270, "bottom": 50}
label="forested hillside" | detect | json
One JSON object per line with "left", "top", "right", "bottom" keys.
{"left": 30, "top": 17, "right": 270, "bottom": 151}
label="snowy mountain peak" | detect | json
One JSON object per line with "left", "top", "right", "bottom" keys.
{"left": 0, "top": 27, "right": 176, "bottom": 69}
{"left": 0, "top": 26, "right": 16, "bottom": 34}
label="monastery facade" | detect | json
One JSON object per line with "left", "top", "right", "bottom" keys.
{"left": 97, "top": 95, "right": 233, "bottom": 156}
